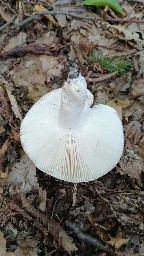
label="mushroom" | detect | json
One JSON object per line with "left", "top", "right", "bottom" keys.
{"left": 20, "top": 62, "right": 124, "bottom": 183}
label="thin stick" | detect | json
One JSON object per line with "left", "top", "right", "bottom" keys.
{"left": 86, "top": 71, "right": 117, "bottom": 83}
{"left": 72, "top": 184, "right": 77, "bottom": 207}
{"left": 35, "top": 10, "right": 144, "bottom": 23}
{"left": 13, "top": 10, "right": 144, "bottom": 28}
{"left": 66, "top": 220, "right": 114, "bottom": 255}
{"left": 0, "top": 0, "right": 17, "bottom": 15}
{"left": 0, "top": 44, "right": 53, "bottom": 60}
{"left": 0, "top": 15, "right": 16, "bottom": 32}
{"left": 68, "top": 42, "right": 130, "bottom": 52}
{"left": 14, "top": 192, "right": 77, "bottom": 252}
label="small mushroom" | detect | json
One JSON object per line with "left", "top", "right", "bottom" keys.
{"left": 20, "top": 62, "right": 124, "bottom": 183}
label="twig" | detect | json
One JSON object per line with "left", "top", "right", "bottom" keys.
{"left": 13, "top": 10, "right": 144, "bottom": 29}
{"left": 0, "top": 15, "right": 16, "bottom": 32}
{"left": 0, "top": 138, "right": 12, "bottom": 163}
{"left": 86, "top": 71, "right": 117, "bottom": 83}
{"left": 9, "top": 200, "right": 48, "bottom": 235}
{"left": 14, "top": 192, "right": 77, "bottom": 253}
{"left": 94, "top": 188, "right": 120, "bottom": 222}
{"left": 66, "top": 220, "right": 114, "bottom": 255}
{"left": 0, "top": 0, "right": 17, "bottom": 15}
{"left": 35, "top": 10, "right": 144, "bottom": 23}
{"left": 0, "top": 44, "right": 54, "bottom": 60}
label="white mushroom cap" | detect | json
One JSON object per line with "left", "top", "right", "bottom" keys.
{"left": 20, "top": 70, "right": 124, "bottom": 183}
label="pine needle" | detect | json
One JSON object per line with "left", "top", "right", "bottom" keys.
{"left": 86, "top": 50, "right": 130, "bottom": 74}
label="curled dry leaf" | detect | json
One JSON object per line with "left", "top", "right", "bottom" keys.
{"left": 33, "top": 4, "right": 60, "bottom": 28}
{"left": 0, "top": 6, "right": 13, "bottom": 22}
{"left": 107, "top": 227, "right": 129, "bottom": 249}
{"left": 38, "top": 188, "right": 47, "bottom": 212}
{"left": 6, "top": 88, "right": 23, "bottom": 121}
{"left": 0, "top": 138, "right": 11, "bottom": 164}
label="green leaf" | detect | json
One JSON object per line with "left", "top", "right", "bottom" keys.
{"left": 81, "top": 0, "right": 122, "bottom": 14}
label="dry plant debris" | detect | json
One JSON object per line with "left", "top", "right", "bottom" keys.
{"left": 0, "top": 0, "right": 144, "bottom": 255}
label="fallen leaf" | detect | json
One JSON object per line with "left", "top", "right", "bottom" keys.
{"left": 0, "top": 169, "right": 8, "bottom": 179}
{"left": 0, "top": 231, "right": 7, "bottom": 256}
{"left": 0, "top": 6, "right": 13, "bottom": 22}
{"left": 38, "top": 188, "right": 47, "bottom": 212}
{"left": 131, "top": 78, "right": 144, "bottom": 99}
{"left": 33, "top": 4, "right": 60, "bottom": 27}
{"left": 107, "top": 99, "right": 130, "bottom": 120}
{"left": 40, "top": 55, "right": 66, "bottom": 82}
{"left": 10, "top": 125, "right": 20, "bottom": 141}
{"left": 12, "top": 246, "right": 38, "bottom": 256}
{"left": 27, "top": 85, "right": 51, "bottom": 102}
{"left": 118, "top": 148, "right": 143, "bottom": 187}
{"left": 0, "top": 231, "right": 16, "bottom": 256}
{"left": 3, "top": 32, "right": 26, "bottom": 52}
{"left": 55, "top": 14, "right": 67, "bottom": 28}
{"left": 107, "top": 227, "right": 129, "bottom": 249}
{"left": 8, "top": 154, "right": 39, "bottom": 194}
{"left": 6, "top": 88, "right": 23, "bottom": 121}
{"left": 0, "top": 138, "right": 11, "bottom": 164}
{"left": 105, "top": 22, "right": 143, "bottom": 47}
{"left": 36, "top": 31, "right": 59, "bottom": 47}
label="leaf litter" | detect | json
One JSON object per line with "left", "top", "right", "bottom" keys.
{"left": 0, "top": 0, "right": 144, "bottom": 255}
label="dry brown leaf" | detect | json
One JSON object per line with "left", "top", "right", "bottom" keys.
{"left": 14, "top": 192, "right": 77, "bottom": 253}
{"left": 131, "top": 78, "right": 144, "bottom": 99}
{"left": 38, "top": 188, "right": 47, "bottom": 212}
{"left": 0, "top": 86, "right": 12, "bottom": 120}
{"left": 10, "top": 125, "right": 20, "bottom": 141}
{"left": 0, "top": 138, "right": 11, "bottom": 164}
{"left": 105, "top": 22, "right": 143, "bottom": 48}
{"left": 55, "top": 14, "right": 67, "bottom": 28}
{"left": 12, "top": 246, "right": 38, "bottom": 256}
{"left": 9, "top": 55, "right": 64, "bottom": 90}
{"left": 94, "top": 223, "right": 109, "bottom": 243}
{"left": 0, "top": 231, "right": 16, "bottom": 256}
{"left": 6, "top": 88, "right": 23, "bottom": 121}
{"left": 0, "top": 6, "right": 13, "bottom": 22}
{"left": 107, "top": 227, "right": 129, "bottom": 249}
{"left": 119, "top": 148, "right": 143, "bottom": 187}
{"left": 36, "top": 31, "right": 59, "bottom": 47}
{"left": 27, "top": 85, "right": 51, "bottom": 102}
{"left": 0, "top": 169, "right": 8, "bottom": 179}
{"left": 0, "top": 231, "right": 7, "bottom": 256}
{"left": 138, "top": 51, "right": 144, "bottom": 76}
{"left": 0, "top": 231, "right": 37, "bottom": 256}
{"left": 107, "top": 99, "right": 130, "bottom": 120}
{"left": 8, "top": 154, "right": 39, "bottom": 194}
{"left": 3, "top": 32, "right": 26, "bottom": 52}
{"left": 40, "top": 55, "right": 66, "bottom": 82}
{"left": 33, "top": 4, "right": 60, "bottom": 27}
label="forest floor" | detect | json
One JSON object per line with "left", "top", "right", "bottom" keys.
{"left": 0, "top": 0, "right": 144, "bottom": 255}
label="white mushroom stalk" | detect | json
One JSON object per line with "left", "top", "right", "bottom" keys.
{"left": 20, "top": 62, "right": 124, "bottom": 183}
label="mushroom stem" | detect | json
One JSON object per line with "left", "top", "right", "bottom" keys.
{"left": 58, "top": 74, "right": 87, "bottom": 130}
